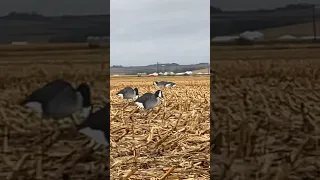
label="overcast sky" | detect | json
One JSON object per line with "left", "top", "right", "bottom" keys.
{"left": 1, "top": 0, "right": 318, "bottom": 16}
{"left": 110, "top": 0, "right": 210, "bottom": 66}
{"left": 0, "top": 0, "right": 110, "bottom": 16}
{"left": 212, "top": 0, "right": 319, "bottom": 10}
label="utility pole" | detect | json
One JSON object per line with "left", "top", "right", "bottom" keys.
{"left": 156, "top": 62, "right": 159, "bottom": 73}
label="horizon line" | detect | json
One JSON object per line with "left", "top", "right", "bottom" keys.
{"left": 111, "top": 62, "right": 210, "bottom": 67}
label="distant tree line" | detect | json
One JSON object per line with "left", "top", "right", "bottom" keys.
{"left": 1, "top": 11, "right": 110, "bottom": 43}
{"left": 211, "top": 19, "right": 303, "bottom": 37}
{"left": 111, "top": 65, "right": 124, "bottom": 68}
{"left": 210, "top": 3, "right": 315, "bottom": 37}
{"left": 3, "top": 11, "right": 49, "bottom": 20}
{"left": 126, "top": 66, "right": 208, "bottom": 75}
{"left": 211, "top": 4, "right": 314, "bottom": 14}
{"left": 211, "top": 6, "right": 222, "bottom": 14}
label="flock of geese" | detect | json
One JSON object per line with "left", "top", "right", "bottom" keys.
{"left": 21, "top": 79, "right": 110, "bottom": 146}
{"left": 18, "top": 80, "right": 176, "bottom": 148}
{"left": 116, "top": 81, "right": 176, "bottom": 110}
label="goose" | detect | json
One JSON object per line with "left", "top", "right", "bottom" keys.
{"left": 116, "top": 87, "right": 139, "bottom": 100}
{"left": 76, "top": 102, "right": 110, "bottom": 146}
{"left": 165, "top": 81, "right": 176, "bottom": 87}
{"left": 154, "top": 81, "right": 176, "bottom": 88}
{"left": 134, "top": 90, "right": 163, "bottom": 110}
{"left": 153, "top": 81, "right": 167, "bottom": 88}
{"left": 21, "top": 79, "right": 92, "bottom": 119}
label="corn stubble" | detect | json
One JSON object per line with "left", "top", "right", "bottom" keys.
{"left": 211, "top": 58, "right": 320, "bottom": 180}
{"left": 0, "top": 51, "right": 109, "bottom": 180}
{"left": 110, "top": 77, "right": 210, "bottom": 179}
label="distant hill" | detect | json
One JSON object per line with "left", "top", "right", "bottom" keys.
{"left": 211, "top": 4, "right": 317, "bottom": 38}
{"left": 211, "top": 6, "right": 222, "bottom": 14}
{"left": 0, "top": 12, "right": 109, "bottom": 44}
{"left": 110, "top": 63, "right": 209, "bottom": 75}
{"left": 258, "top": 23, "right": 319, "bottom": 40}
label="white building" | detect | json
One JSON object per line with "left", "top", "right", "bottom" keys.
{"left": 278, "top": 35, "right": 297, "bottom": 40}
{"left": 239, "top": 31, "right": 264, "bottom": 41}
{"left": 185, "top": 71, "right": 193, "bottom": 75}
{"left": 149, "top": 72, "right": 158, "bottom": 77}
{"left": 11, "top": 41, "right": 28, "bottom": 45}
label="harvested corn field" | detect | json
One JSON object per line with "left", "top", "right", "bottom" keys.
{"left": 211, "top": 46, "right": 320, "bottom": 180}
{"left": 110, "top": 76, "right": 210, "bottom": 179}
{"left": 0, "top": 44, "right": 109, "bottom": 180}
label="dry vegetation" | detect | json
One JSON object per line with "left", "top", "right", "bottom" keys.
{"left": 211, "top": 46, "right": 320, "bottom": 179}
{"left": 0, "top": 44, "right": 109, "bottom": 180}
{"left": 110, "top": 76, "right": 210, "bottom": 179}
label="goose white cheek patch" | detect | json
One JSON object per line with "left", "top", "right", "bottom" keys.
{"left": 79, "top": 127, "right": 109, "bottom": 146}
{"left": 82, "top": 107, "right": 92, "bottom": 119}
{"left": 24, "top": 102, "right": 43, "bottom": 116}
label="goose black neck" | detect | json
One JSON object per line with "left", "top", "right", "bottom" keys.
{"left": 76, "top": 83, "right": 91, "bottom": 107}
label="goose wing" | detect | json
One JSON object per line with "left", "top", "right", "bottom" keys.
{"left": 44, "top": 86, "right": 80, "bottom": 118}
{"left": 134, "top": 93, "right": 156, "bottom": 109}
{"left": 117, "top": 87, "right": 132, "bottom": 95}
{"left": 23, "top": 79, "right": 72, "bottom": 105}
{"left": 135, "top": 93, "right": 153, "bottom": 102}
{"left": 157, "top": 81, "right": 168, "bottom": 87}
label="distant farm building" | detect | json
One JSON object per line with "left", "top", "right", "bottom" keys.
{"left": 175, "top": 72, "right": 185, "bottom": 76}
{"left": 163, "top": 72, "right": 173, "bottom": 76}
{"left": 137, "top": 73, "right": 147, "bottom": 77}
{"left": 175, "top": 71, "right": 193, "bottom": 76}
{"left": 278, "top": 35, "right": 297, "bottom": 40}
{"left": 149, "top": 72, "right": 158, "bottom": 77}
{"left": 239, "top": 31, "right": 264, "bottom": 41}
{"left": 87, "top": 36, "right": 110, "bottom": 48}
{"left": 11, "top": 41, "right": 28, "bottom": 45}
{"left": 211, "top": 36, "right": 239, "bottom": 43}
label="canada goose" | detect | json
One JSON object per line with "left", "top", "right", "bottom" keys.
{"left": 154, "top": 81, "right": 176, "bottom": 88}
{"left": 153, "top": 81, "right": 167, "bottom": 88}
{"left": 116, "top": 87, "right": 139, "bottom": 100}
{"left": 165, "top": 82, "right": 176, "bottom": 87}
{"left": 134, "top": 90, "right": 163, "bottom": 110}
{"left": 21, "top": 79, "right": 92, "bottom": 119}
{"left": 76, "top": 103, "right": 110, "bottom": 146}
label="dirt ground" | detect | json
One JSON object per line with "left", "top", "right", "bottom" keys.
{"left": 110, "top": 76, "right": 210, "bottom": 179}
{"left": 211, "top": 46, "right": 320, "bottom": 179}
{"left": 0, "top": 45, "right": 109, "bottom": 180}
